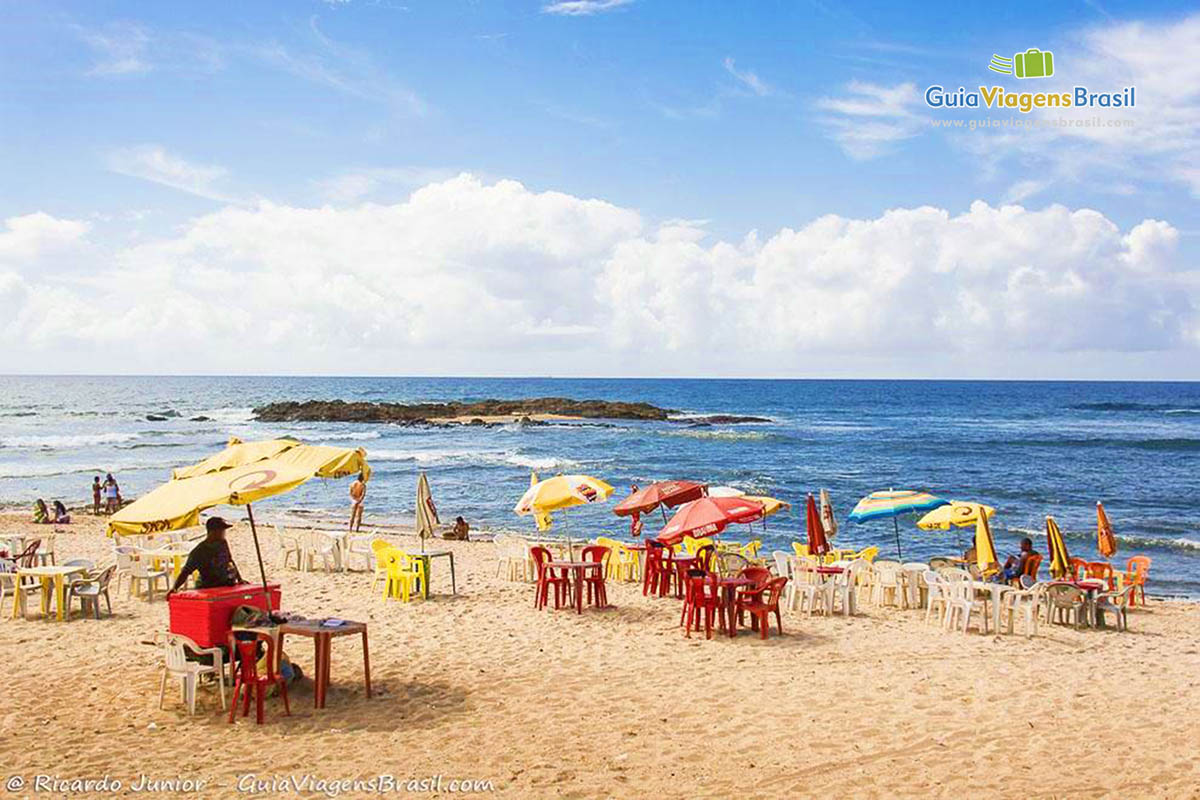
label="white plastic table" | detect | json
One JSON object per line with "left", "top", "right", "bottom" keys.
{"left": 11, "top": 564, "right": 87, "bottom": 621}
{"left": 969, "top": 580, "right": 1014, "bottom": 634}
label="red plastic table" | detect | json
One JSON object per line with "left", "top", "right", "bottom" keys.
{"left": 547, "top": 561, "right": 605, "bottom": 614}
{"left": 278, "top": 620, "right": 371, "bottom": 708}
{"left": 716, "top": 576, "right": 755, "bottom": 638}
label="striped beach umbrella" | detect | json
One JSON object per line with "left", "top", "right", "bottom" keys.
{"left": 1046, "top": 515, "right": 1071, "bottom": 579}
{"left": 849, "top": 489, "right": 950, "bottom": 560}
{"left": 1096, "top": 501, "right": 1117, "bottom": 559}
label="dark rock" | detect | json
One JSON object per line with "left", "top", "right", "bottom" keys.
{"left": 252, "top": 397, "right": 678, "bottom": 424}
{"left": 189, "top": 416, "right": 212, "bottom": 422}
{"left": 673, "top": 414, "right": 771, "bottom": 424}
{"left": 146, "top": 414, "right": 169, "bottom": 421}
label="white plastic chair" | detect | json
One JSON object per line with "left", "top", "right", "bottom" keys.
{"left": 923, "top": 570, "right": 952, "bottom": 627}
{"left": 829, "top": 559, "right": 862, "bottom": 616}
{"left": 303, "top": 531, "right": 338, "bottom": 573}
{"left": 274, "top": 524, "right": 303, "bottom": 570}
{"left": 944, "top": 579, "right": 988, "bottom": 634}
{"left": 158, "top": 633, "right": 226, "bottom": 715}
{"left": 129, "top": 557, "right": 169, "bottom": 601}
{"left": 1002, "top": 582, "right": 1044, "bottom": 637}
{"left": 344, "top": 533, "right": 375, "bottom": 572}
{"left": 873, "top": 563, "right": 907, "bottom": 609}
{"left": 789, "top": 556, "right": 830, "bottom": 616}
{"left": 772, "top": 551, "right": 795, "bottom": 610}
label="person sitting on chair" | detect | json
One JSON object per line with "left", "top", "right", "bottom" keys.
{"left": 1002, "top": 537, "right": 1038, "bottom": 583}
{"left": 166, "top": 517, "right": 244, "bottom": 595}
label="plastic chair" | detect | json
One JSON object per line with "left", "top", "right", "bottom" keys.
{"left": 35, "top": 534, "right": 56, "bottom": 566}
{"left": 530, "top": 546, "right": 568, "bottom": 610}
{"left": 715, "top": 551, "right": 751, "bottom": 578}
{"left": 738, "top": 539, "right": 763, "bottom": 560}
{"left": 370, "top": 539, "right": 392, "bottom": 591}
{"left": 381, "top": 549, "right": 425, "bottom": 602}
{"left": 856, "top": 546, "right": 880, "bottom": 563}
{"left": 681, "top": 536, "right": 713, "bottom": 556}
{"left": 1085, "top": 561, "right": 1115, "bottom": 590}
{"left": 923, "top": 570, "right": 951, "bottom": 627}
{"left": 1094, "top": 585, "right": 1134, "bottom": 631}
{"left": 791, "top": 542, "right": 810, "bottom": 559}
{"left": 872, "top": 563, "right": 907, "bottom": 609}
{"left": 343, "top": 533, "right": 374, "bottom": 572}
{"left": 928, "top": 557, "right": 955, "bottom": 570}
{"left": 829, "top": 560, "right": 862, "bottom": 616}
{"left": 772, "top": 551, "right": 794, "bottom": 609}
{"left": 642, "top": 542, "right": 674, "bottom": 598}
{"left": 274, "top": 524, "right": 303, "bottom": 570}
{"left": 944, "top": 579, "right": 988, "bottom": 634}
{"left": 1001, "top": 582, "right": 1044, "bottom": 638}
{"left": 681, "top": 570, "right": 723, "bottom": 639}
{"left": 1069, "top": 557, "right": 1088, "bottom": 581}
{"left": 126, "top": 550, "right": 168, "bottom": 601}
{"left": 159, "top": 633, "right": 226, "bottom": 715}
{"left": 580, "top": 545, "right": 609, "bottom": 608}
{"left": 736, "top": 576, "right": 788, "bottom": 640}
{"left": 304, "top": 531, "right": 338, "bottom": 573}
{"left": 788, "top": 556, "right": 830, "bottom": 616}
{"left": 1123, "top": 556, "right": 1150, "bottom": 606}
{"left": 67, "top": 565, "right": 116, "bottom": 619}
{"left": 1045, "top": 584, "right": 1087, "bottom": 628}
{"left": 228, "top": 632, "right": 288, "bottom": 724}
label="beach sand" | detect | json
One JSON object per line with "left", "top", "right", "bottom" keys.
{"left": 1, "top": 513, "right": 1198, "bottom": 799}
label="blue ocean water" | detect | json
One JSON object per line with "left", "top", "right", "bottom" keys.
{"left": 1, "top": 376, "right": 1197, "bottom": 596}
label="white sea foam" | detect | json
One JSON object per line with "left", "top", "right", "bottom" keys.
{"left": 369, "top": 448, "right": 574, "bottom": 471}
{"left": 661, "top": 428, "right": 769, "bottom": 442}
{"left": 195, "top": 407, "right": 255, "bottom": 423}
{"left": 0, "top": 461, "right": 164, "bottom": 479}
{"left": 283, "top": 430, "right": 382, "bottom": 442}
{"left": 0, "top": 432, "right": 140, "bottom": 449}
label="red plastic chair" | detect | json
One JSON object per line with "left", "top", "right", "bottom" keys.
{"left": 580, "top": 545, "right": 609, "bottom": 608}
{"left": 228, "top": 632, "right": 290, "bottom": 724}
{"left": 681, "top": 570, "right": 723, "bottom": 639}
{"left": 642, "top": 542, "right": 674, "bottom": 598}
{"left": 735, "top": 576, "right": 788, "bottom": 640}
{"left": 530, "top": 546, "right": 568, "bottom": 610}
{"left": 1069, "top": 557, "right": 1088, "bottom": 581}
{"left": 1085, "top": 560, "right": 1115, "bottom": 590}
{"left": 15, "top": 541, "right": 41, "bottom": 567}
{"left": 734, "top": 566, "right": 773, "bottom": 625}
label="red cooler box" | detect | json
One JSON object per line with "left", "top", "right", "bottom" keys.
{"left": 168, "top": 583, "right": 281, "bottom": 648}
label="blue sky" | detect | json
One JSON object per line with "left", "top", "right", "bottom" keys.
{"left": 0, "top": 1, "right": 1197, "bottom": 377}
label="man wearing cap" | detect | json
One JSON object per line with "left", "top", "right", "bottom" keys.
{"left": 167, "top": 517, "right": 244, "bottom": 595}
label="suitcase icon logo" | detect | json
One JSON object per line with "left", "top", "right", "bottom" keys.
{"left": 988, "top": 49, "right": 1054, "bottom": 79}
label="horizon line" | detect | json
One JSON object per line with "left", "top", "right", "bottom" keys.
{"left": 1, "top": 373, "right": 1198, "bottom": 384}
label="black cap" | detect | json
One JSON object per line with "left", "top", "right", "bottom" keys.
{"left": 206, "top": 517, "right": 233, "bottom": 534}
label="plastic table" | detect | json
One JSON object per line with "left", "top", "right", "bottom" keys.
{"left": 278, "top": 619, "right": 371, "bottom": 709}
{"left": 408, "top": 550, "right": 456, "bottom": 599}
{"left": 11, "top": 564, "right": 87, "bottom": 621}
{"left": 546, "top": 561, "right": 605, "bottom": 614}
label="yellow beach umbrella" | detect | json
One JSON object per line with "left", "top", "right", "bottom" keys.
{"left": 1096, "top": 501, "right": 1117, "bottom": 559}
{"left": 109, "top": 439, "right": 370, "bottom": 614}
{"left": 974, "top": 509, "right": 999, "bottom": 575}
{"left": 170, "top": 436, "right": 298, "bottom": 480}
{"left": 742, "top": 495, "right": 790, "bottom": 517}
{"left": 1046, "top": 515, "right": 1071, "bottom": 579}
{"left": 917, "top": 501, "right": 996, "bottom": 530}
{"left": 515, "top": 474, "right": 613, "bottom": 555}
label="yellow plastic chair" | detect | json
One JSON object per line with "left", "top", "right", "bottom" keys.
{"left": 370, "top": 539, "right": 392, "bottom": 592}
{"left": 856, "top": 546, "right": 880, "bottom": 563}
{"left": 382, "top": 549, "right": 426, "bottom": 602}
{"left": 737, "top": 539, "right": 762, "bottom": 560}
{"left": 682, "top": 536, "right": 715, "bottom": 556}
{"left": 792, "top": 542, "right": 810, "bottom": 558}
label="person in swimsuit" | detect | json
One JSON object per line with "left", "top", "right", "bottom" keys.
{"left": 348, "top": 472, "right": 366, "bottom": 532}
{"left": 92, "top": 476, "right": 102, "bottom": 515}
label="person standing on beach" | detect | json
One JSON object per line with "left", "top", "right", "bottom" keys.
{"left": 92, "top": 476, "right": 102, "bottom": 515}
{"left": 103, "top": 473, "right": 119, "bottom": 514}
{"left": 348, "top": 472, "right": 366, "bottom": 531}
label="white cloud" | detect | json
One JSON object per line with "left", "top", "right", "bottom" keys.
{"left": 1, "top": 176, "right": 1195, "bottom": 375}
{"left": 0, "top": 213, "right": 90, "bottom": 262}
{"left": 542, "top": 0, "right": 634, "bottom": 17}
{"left": 107, "top": 146, "right": 239, "bottom": 204}
{"left": 76, "top": 22, "right": 223, "bottom": 77}
{"left": 314, "top": 167, "right": 461, "bottom": 203}
{"left": 722, "top": 57, "right": 772, "bottom": 97}
{"left": 816, "top": 81, "right": 922, "bottom": 159}
{"left": 78, "top": 21, "right": 152, "bottom": 76}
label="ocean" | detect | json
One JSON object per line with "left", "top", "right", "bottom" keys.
{"left": 1, "top": 376, "right": 1197, "bottom": 597}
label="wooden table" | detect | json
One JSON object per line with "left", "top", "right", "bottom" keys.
{"left": 278, "top": 619, "right": 371, "bottom": 709}
{"left": 546, "top": 561, "right": 605, "bottom": 614}
{"left": 716, "top": 576, "right": 754, "bottom": 638}
{"left": 407, "top": 550, "right": 457, "bottom": 599}
{"left": 11, "top": 565, "right": 87, "bottom": 621}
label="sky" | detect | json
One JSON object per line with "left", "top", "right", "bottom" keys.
{"left": 0, "top": 0, "right": 1197, "bottom": 379}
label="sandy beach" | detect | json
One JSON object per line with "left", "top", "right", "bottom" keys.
{"left": 0, "top": 513, "right": 1197, "bottom": 799}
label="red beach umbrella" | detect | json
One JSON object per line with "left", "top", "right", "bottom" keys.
{"left": 806, "top": 493, "right": 830, "bottom": 556}
{"left": 656, "top": 496, "right": 764, "bottom": 546}
{"left": 614, "top": 480, "right": 708, "bottom": 517}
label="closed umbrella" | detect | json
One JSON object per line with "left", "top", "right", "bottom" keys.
{"left": 1046, "top": 515, "right": 1071, "bottom": 579}
{"left": 973, "top": 507, "right": 999, "bottom": 575}
{"left": 1096, "top": 501, "right": 1117, "bottom": 559}
{"left": 805, "top": 493, "right": 830, "bottom": 556}
{"left": 819, "top": 488, "right": 838, "bottom": 540}
{"left": 657, "top": 497, "right": 764, "bottom": 547}
{"left": 415, "top": 472, "right": 439, "bottom": 553}
{"left": 848, "top": 489, "right": 949, "bottom": 560}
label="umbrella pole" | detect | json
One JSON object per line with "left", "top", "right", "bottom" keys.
{"left": 245, "top": 504, "right": 275, "bottom": 616}
{"left": 893, "top": 516, "right": 903, "bottom": 561}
